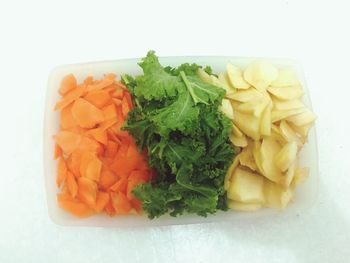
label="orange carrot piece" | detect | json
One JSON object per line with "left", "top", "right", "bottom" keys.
{"left": 85, "top": 157, "right": 102, "bottom": 182}
{"left": 77, "top": 177, "right": 97, "bottom": 207}
{"left": 55, "top": 86, "right": 85, "bottom": 111}
{"left": 58, "top": 193, "right": 95, "bottom": 218}
{"left": 99, "top": 166, "right": 118, "bottom": 190}
{"left": 112, "top": 98, "right": 122, "bottom": 106}
{"left": 111, "top": 192, "right": 132, "bottom": 215}
{"left": 93, "top": 191, "right": 110, "bottom": 212}
{"left": 76, "top": 137, "right": 102, "bottom": 154}
{"left": 59, "top": 74, "right": 77, "bottom": 96}
{"left": 79, "top": 152, "right": 96, "bottom": 177}
{"left": 104, "top": 197, "right": 116, "bottom": 216}
{"left": 66, "top": 151, "right": 81, "bottom": 177}
{"left": 121, "top": 96, "right": 130, "bottom": 118}
{"left": 84, "top": 76, "right": 94, "bottom": 85}
{"left": 84, "top": 89, "right": 111, "bottom": 109}
{"left": 105, "top": 140, "right": 119, "bottom": 159}
{"left": 57, "top": 157, "right": 67, "bottom": 187}
{"left": 60, "top": 103, "right": 76, "bottom": 130}
{"left": 130, "top": 198, "right": 142, "bottom": 214}
{"left": 87, "top": 78, "right": 114, "bottom": 92}
{"left": 112, "top": 88, "right": 124, "bottom": 99}
{"left": 54, "top": 131, "right": 81, "bottom": 155}
{"left": 71, "top": 98, "right": 105, "bottom": 128}
{"left": 66, "top": 171, "right": 78, "bottom": 198}
{"left": 124, "top": 91, "right": 133, "bottom": 110}
{"left": 54, "top": 144, "right": 62, "bottom": 159}
{"left": 110, "top": 178, "right": 128, "bottom": 193}
{"left": 86, "top": 127, "right": 108, "bottom": 145}
{"left": 102, "top": 104, "right": 117, "bottom": 121}
{"left": 109, "top": 156, "right": 139, "bottom": 178}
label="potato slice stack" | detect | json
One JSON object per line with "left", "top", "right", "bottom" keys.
{"left": 198, "top": 61, "right": 315, "bottom": 211}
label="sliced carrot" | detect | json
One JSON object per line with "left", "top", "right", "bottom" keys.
{"left": 130, "top": 198, "right": 142, "bottom": 214}
{"left": 86, "top": 127, "right": 108, "bottom": 145}
{"left": 66, "top": 171, "right": 78, "bottom": 198}
{"left": 84, "top": 89, "right": 111, "bottom": 109}
{"left": 99, "top": 166, "right": 118, "bottom": 190}
{"left": 54, "top": 144, "right": 62, "bottom": 159}
{"left": 66, "top": 151, "right": 81, "bottom": 177}
{"left": 110, "top": 178, "right": 128, "bottom": 193}
{"left": 58, "top": 193, "right": 95, "bottom": 218}
{"left": 76, "top": 137, "right": 102, "bottom": 154}
{"left": 110, "top": 192, "right": 132, "bottom": 215}
{"left": 112, "top": 88, "right": 124, "bottom": 99}
{"left": 105, "top": 140, "right": 119, "bottom": 159}
{"left": 109, "top": 156, "right": 140, "bottom": 178}
{"left": 79, "top": 152, "right": 96, "bottom": 178}
{"left": 93, "top": 191, "right": 110, "bottom": 212}
{"left": 57, "top": 157, "right": 67, "bottom": 187}
{"left": 102, "top": 104, "right": 117, "bottom": 121}
{"left": 77, "top": 177, "right": 97, "bottom": 207}
{"left": 59, "top": 74, "right": 77, "bottom": 96}
{"left": 104, "top": 197, "right": 116, "bottom": 216}
{"left": 55, "top": 86, "right": 85, "bottom": 111}
{"left": 84, "top": 76, "right": 94, "bottom": 85}
{"left": 124, "top": 91, "right": 133, "bottom": 110}
{"left": 60, "top": 103, "right": 76, "bottom": 130}
{"left": 71, "top": 98, "right": 104, "bottom": 128}
{"left": 54, "top": 131, "right": 81, "bottom": 155}
{"left": 112, "top": 98, "right": 122, "bottom": 106}
{"left": 121, "top": 96, "right": 130, "bottom": 118}
{"left": 87, "top": 77, "right": 114, "bottom": 92}
{"left": 85, "top": 157, "right": 102, "bottom": 182}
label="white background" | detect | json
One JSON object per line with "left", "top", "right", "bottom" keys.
{"left": 1, "top": 0, "right": 349, "bottom": 262}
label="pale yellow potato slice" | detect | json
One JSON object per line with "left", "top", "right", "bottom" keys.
{"left": 275, "top": 141, "right": 298, "bottom": 172}
{"left": 226, "top": 63, "right": 250, "bottom": 89}
{"left": 220, "top": 99, "right": 234, "bottom": 120}
{"left": 264, "top": 180, "right": 294, "bottom": 209}
{"left": 228, "top": 200, "right": 262, "bottom": 211}
{"left": 233, "top": 110, "right": 261, "bottom": 140}
{"left": 243, "top": 61, "right": 278, "bottom": 91}
{"left": 281, "top": 161, "right": 296, "bottom": 188}
{"left": 229, "top": 123, "right": 248, "bottom": 147}
{"left": 218, "top": 72, "right": 236, "bottom": 94}
{"left": 289, "top": 121, "right": 314, "bottom": 138}
{"left": 279, "top": 121, "right": 303, "bottom": 147}
{"left": 271, "top": 107, "right": 307, "bottom": 123}
{"left": 197, "top": 68, "right": 212, "bottom": 83}
{"left": 237, "top": 99, "right": 268, "bottom": 117}
{"left": 239, "top": 140, "right": 258, "bottom": 171}
{"left": 228, "top": 167, "right": 265, "bottom": 203}
{"left": 286, "top": 109, "right": 316, "bottom": 126}
{"left": 272, "top": 97, "right": 305, "bottom": 110}
{"left": 291, "top": 167, "right": 309, "bottom": 189}
{"left": 260, "top": 102, "right": 272, "bottom": 136}
{"left": 267, "top": 86, "right": 304, "bottom": 100}
{"left": 271, "top": 69, "right": 300, "bottom": 87}
{"left": 226, "top": 87, "right": 264, "bottom": 102}
{"left": 253, "top": 140, "right": 264, "bottom": 174}
{"left": 271, "top": 124, "right": 287, "bottom": 144}
{"left": 224, "top": 153, "right": 241, "bottom": 191}
{"left": 260, "top": 137, "right": 283, "bottom": 183}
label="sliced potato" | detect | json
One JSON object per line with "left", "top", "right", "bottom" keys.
{"left": 271, "top": 107, "right": 307, "bottom": 123}
{"left": 227, "top": 63, "right": 250, "bottom": 89}
{"left": 264, "top": 180, "right": 293, "bottom": 209}
{"left": 228, "top": 200, "right": 262, "bottom": 211}
{"left": 272, "top": 98, "right": 305, "bottom": 111}
{"left": 279, "top": 121, "right": 302, "bottom": 146}
{"left": 271, "top": 69, "right": 300, "bottom": 87}
{"left": 197, "top": 68, "right": 212, "bottom": 84}
{"left": 260, "top": 102, "right": 272, "bottom": 136}
{"left": 233, "top": 111, "right": 261, "bottom": 140}
{"left": 268, "top": 86, "right": 304, "bottom": 100}
{"left": 224, "top": 153, "right": 241, "bottom": 190}
{"left": 275, "top": 141, "right": 298, "bottom": 172}
{"left": 228, "top": 167, "right": 265, "bottom": 203}
{"left": 226, "top": 88, "right": 263, "bottom": 102}
{"left": 239, "top": 140, "right": 258, "bottom": 171}
{"left": 281, "top": 161, "right": 296, "bottom": 188}
{"left": 271, "top": 124, "right": 287, "bottom": 144}
{"left": 229, "top": 123, "right": 248, "bottom": 147}
{"left": 237, "top": 99, "right": 268, "bottom": 117}
{"left": 218, "top": 72, "right": 236, "bottom": 94}
{"left": 286, "top": 109, "right": 316, "bottom": 126}
{"left": 220, "top": 99, "right": 234, "bottom": 120}
{"left": 243, "top": 61, "right": 278, "bottom": 91}
{"left": 289, "top": 121, "right": 314, "bottom": 138}
{"left": 260, "top": 137, "right": 283, "bottom": 183}
{"left": 253, "top": 140, "right": 264, "bottom": 174}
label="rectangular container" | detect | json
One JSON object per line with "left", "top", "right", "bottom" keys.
{"left": 44, "top": 56, "right": 319, "bottom": 227}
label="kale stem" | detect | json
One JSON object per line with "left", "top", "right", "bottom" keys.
{"left": 180, "top": 71, "right": 199, "bottom": 105}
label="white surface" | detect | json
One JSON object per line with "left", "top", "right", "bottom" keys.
{"left": 45, "top": 57, "right": 318, "bottom": 227}
{"left": 1, "top": 0, "right": 350, "bottom": 262}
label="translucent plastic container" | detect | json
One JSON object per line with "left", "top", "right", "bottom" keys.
{"left": 44, "top": 57, "right": 318, "bottom": 227}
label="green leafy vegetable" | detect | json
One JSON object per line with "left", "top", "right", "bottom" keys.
{"left": 123, "top": 51, "right": 235, "bottom": 218}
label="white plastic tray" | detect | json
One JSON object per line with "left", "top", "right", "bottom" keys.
{"left": 44, "top": 56, "right": 319, "bottom": 227}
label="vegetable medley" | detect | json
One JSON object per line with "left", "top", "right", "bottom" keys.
{"left": 53, "top": 51, "right": 315, "bottom": 219}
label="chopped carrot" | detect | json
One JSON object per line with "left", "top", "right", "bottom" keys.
{"left": 58, "top": 193, "right": 95, "bottom": 218}
{"left": 111, "top": 192, "right": 132, "bottom": 215}
{"left": 72, "top": 98, "right": 105, "bottom": 128}
{"left": 54, "top": 144, "right": 62, "bottom": 159}
{"left": 77, "top": 177, "right": 97, "bottom": 207}
{"left": 66, "top": 171, "right": 78, "bottom": 198}
{"left": 59, "top": 74, "right": 77, "bottom": 96}
{"left": 110, "top": 178, "right": 128, "bottom": 193}
{"left": 84, "top": 89, "right": 111, "bottom": 109}
{"left": 54, "top": 73, "right": 153, "bottom": 218}
{"left": 57, "top": 157, "right": 67, "bottom": 187}
{"left": 93, "top": 191, "right": 110, "bottom": 212}
{"left": 54, "top": 131, "right": 81, "bottom": 155}
{"left": 99, "top": 166, "right": 118, "bottom": 190}
{"left": 55, "top": 86, "right": 85, "bottom": 111}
